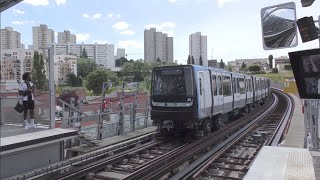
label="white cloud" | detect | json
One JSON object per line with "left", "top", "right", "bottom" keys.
{"left": 168, "top": 0, "right": 177, "bottom": 3}
{"left": 112, "top": 21, "right": 131, "bottom": 31}
{"left": 120, "top": 30, "right": 135, "bottom": 35}
{"left": 92, "top": 13, "right": 103, "bottom": 19}
{"left": 82, "top": 13, "right": 90, "bottom": 18}
{"left": 13, "top": 9, "right": 25, "bottom": 14}
{"left": 144, "top": 21, "right": 176, "bottom": 36}
{"left": 55, "top": 0, "right": 67, "bottom": 6}
{"left": 93, "top": 40, "right": 108, "bottom": 44}
{"left": 108, "top": 13, "right": 113, "bottom": 18}
{"left": 118, "top": 40, "right": 143, "bottom": 49}
{"left": 24, "top": 0, "right": 49, "bottom": 6}
{"left": 82, "top": 13, "right": 103, "bottom": 20}
{"left": 11, "top": 20, "right": 35, "bottom": 25}
{"left": 107, "top": 13, "right": 121, "bottom": 19}
{"left": 216, "top": 0, "right": 239, "bottom": 7}
{"left": 76, "top": 33, "right": 90, "bottom": 42}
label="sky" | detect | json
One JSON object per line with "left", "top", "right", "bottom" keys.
{"left": 1, "top": 0, "right": 319, "bottom": 64}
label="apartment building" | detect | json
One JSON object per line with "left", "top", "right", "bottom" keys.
{"left": 144, "top": 28, "right": 173, "bottom": 63}
{"left": 32, "top": 24, "right": 55, "bottom": 57}
{"left": 54, "top": 55, "right": 77, "bottom": 84}
{"left": 1, "top": 27, "right": 21, "bottom": 50}
{"left": 116, "top": 48, "right": 126, "bottom": 59}
{"left": 58, "top": 30, "right": 76, "bottom": 44}
{"left": 189, "top": 32, "right": 207, "bottom": 66}
{"left": 0, "top": 48, "right": 35, "bottom": 90}
{"left": 52, "top": 43, "right": 115, "bottom": 68}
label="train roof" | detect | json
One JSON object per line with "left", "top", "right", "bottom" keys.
{"left": 152, "top": 64, "right": 269, "bottom": 81}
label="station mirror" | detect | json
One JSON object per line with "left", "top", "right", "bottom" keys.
{"left": 260, "top": 2, "right": 298, "bottom": 50}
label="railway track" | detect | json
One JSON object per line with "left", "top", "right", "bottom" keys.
{"left": 9, "top": 90, "right": 292, "bottom": 180}
{"left": 171, "top": 89, "right": 293, "bottom": 180}
{"left": 78, "top": 91, "right": 276, "bottom": 180}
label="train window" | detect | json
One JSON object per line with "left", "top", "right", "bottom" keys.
{"left": 232, "top": 78, "right": 236, "bottom": 94}
{"left": 239, "top": 78, "right": 245, "bottom": 94}
{"left": 236, "top": 78, "right": 240, "bottom": 93}
{"left": 152, "top": 67, "right": 193, "bottom": 96}
{"left": 223, "top": 76, "right": 231, "bottom": 96}
{"left": 211, "top": 75, "right": 217, "bottom": 96}
{"left": 218, "top": 76, "right": 222, "bottom": 95}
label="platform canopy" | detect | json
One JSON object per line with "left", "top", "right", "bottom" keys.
{"left": 0, "top": 0, "right": 23, "bottom": 12}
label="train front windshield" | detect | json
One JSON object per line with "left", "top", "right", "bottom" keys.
{"left": 152, "top": 67, "right": 193, "bottom": 97}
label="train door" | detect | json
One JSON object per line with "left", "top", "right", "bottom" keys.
{"left": 233, "top": 76, "right": 240, "bottom": 108}
{"left": 239, "top": 77, "right": 246, "bottom": 107}
{"left": 211, "top": 72, "right": 219, "bottom": 114}
{"left": 198, "top": 71, "right": 206, "bottom": 118}
{"left": 217, "top": 74, "right": 223, "bottom": 113}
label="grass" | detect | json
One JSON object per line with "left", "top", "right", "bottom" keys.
{"left": 252, "top": 71, "right": 294, "bottom": 82}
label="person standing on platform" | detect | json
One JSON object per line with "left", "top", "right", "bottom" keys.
{"left": 19, "top": 72, "right": 36, "bottom": 129}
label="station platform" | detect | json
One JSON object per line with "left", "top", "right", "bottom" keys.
{"left": 244, "top": 146, "right": 316, "bottom": 180}
{"left": 245, "top": 93, "right": 320, "bottom": 180}
{"left": 279, "top": 93, "right": 305, "bottom": 148}
{"left": 0, "top": 123, "right": 49, "bottom": 138}
{"left": 0, "top": 128, "right": 78, "bottom": 179}
{"left": 67, "top": 126, "right": 156, "bottom": 156}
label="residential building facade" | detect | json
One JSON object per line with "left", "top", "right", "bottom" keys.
{"left": 1, "top": 27, "right": 21, "bottom": 50}
{"left": 189, "top": 32, "right": 207, "bottom": 66}
{"left": 116, "top": 48, "right": 126, "bottom": 59}
{"left": 235, "top": 58, "right": 268, "bottom": 68}
{"left": 58, "top": 30, "right": 76, "bottom": 44}
{"left": 32, "top": 24, "right": 55, "bottom": 57}
{"left": 208, "top": 59, "right": 218, "bottom": 68}
{"left": 52, "top": 43, "right": 115, "bottom": 68}
{"left": 0, "top": 48, "right": 35, "bottom": 90}
{"left": 54, "top": 55, "right": 77, "bottom": 84}
{"left": 274, "top": 56, "right": 290, "bottom": 70}
{"left": 144, "top": 28, "right": 173, "bottom": 64}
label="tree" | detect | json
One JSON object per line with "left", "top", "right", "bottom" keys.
{"left": 187, "top": 55, "right": 191, "bottom": 64}
{"left": 248, "top": 65, "right": 261, "bottom": 72}
{"left": 85, "top": 69, "right": 117, "bottom": 95}
{"left": 115, "top": 57, "right": 129, "bottom": 67}
{"left": 156, "top": 57, "right": 161, "bottom": 63}
{"left": 199, "top": 56, "right": 203, "bottom": 66}
{"left": 227, "top": 64, "right": 233, "bottom": 72}
{"left": 241, "top": 62, "right": 247, "bottom": 70}
{"left": 191, "top": 56, "right": 195, "bottom": 64}
{"left": 219, "top": 59, "right": 225, "bottom": 69}
{"left": 120, "top": 60, "right": 149, "bottom": 82}
{"left": 268, "top": 55, "right": 273, "bottom": 69}
{"left": 66, "top": 73, "right": 82, "bottom": 87}
{"left": 32, "top": 51, "right": 46, "bottom": 90}
{"left": 272, "top": 68, "right": 279, "bottom": 73}
{"left": 77, "top": 58, "right": 97, "bottom": 78}
{"left": 80, "top": 48, "right": 88, "bottom": 59}
{"left": 284, "top": 64, "right": 292, "bottom": 70}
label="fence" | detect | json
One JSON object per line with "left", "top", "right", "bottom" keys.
{"left": 59, "top": 97, "right": 152, "bottom": 140}
{"left": 304, "top": 99, "right": 320, "bottom": 150}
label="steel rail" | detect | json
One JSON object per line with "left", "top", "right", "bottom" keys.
{"left": 123, "top": 94, "right": 276, "bottom": 180}
{"left": 7, "top": 132, "right": 155, "bottom": 180}
{"left": 171, "top": 93, "right": 279, "bottom": 180}
{"left": 177, "top": 90, "right": 293, "bottom": 180}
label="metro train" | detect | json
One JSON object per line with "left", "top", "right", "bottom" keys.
{"left": 150, "top": 65, "right": 271, "bottom": 136}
